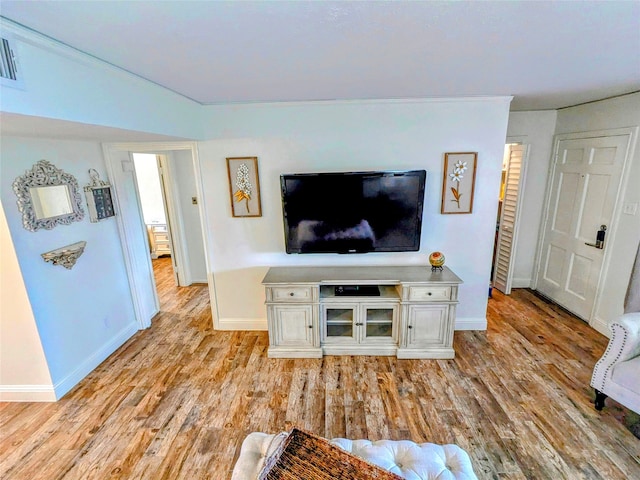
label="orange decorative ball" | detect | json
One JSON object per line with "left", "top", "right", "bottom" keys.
{"left": 429, "top": 251, "right": 445, "bottom": 267}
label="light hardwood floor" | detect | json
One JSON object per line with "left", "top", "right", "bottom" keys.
{"left": 1, "top": 257, "right": 638, "bottom": 479}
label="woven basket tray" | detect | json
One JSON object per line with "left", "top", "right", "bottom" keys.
{"left": 258, "top": 428, "right": 403, "bottom": 480}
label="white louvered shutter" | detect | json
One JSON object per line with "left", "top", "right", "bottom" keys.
{"left": 493, "top": 144, "right": 528, "bottom": 294}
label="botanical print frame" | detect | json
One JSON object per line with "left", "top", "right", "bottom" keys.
{"left": 441, "top": 152, "right": 477, "bottom": 214}
{"left": 227, "top": 157, "right": 262, "bottom": 217}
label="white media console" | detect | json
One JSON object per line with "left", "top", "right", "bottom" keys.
{"left": 262, "top": 265, "right": 463, "bottom": 359}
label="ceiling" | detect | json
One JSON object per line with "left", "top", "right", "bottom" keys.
{"left": 1, "top": 1, "right": 639, "bottom": 111}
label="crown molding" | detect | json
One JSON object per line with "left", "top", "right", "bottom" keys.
{"left": 202, "top": 95, "right": 514, "bottom": 109}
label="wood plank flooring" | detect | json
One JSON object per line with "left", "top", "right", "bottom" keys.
{"left": 1, "top": 257, "right": 638, "bottom": 479}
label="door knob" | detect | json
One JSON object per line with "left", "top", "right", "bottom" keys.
{"left": 585, "top": 225, "right": 607, "bottom": 249}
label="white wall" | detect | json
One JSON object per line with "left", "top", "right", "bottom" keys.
{"left": 0, "top": 202, "right": 55, "bottom": 401}
{"left": 198, "top": 98, "right": 512, "bottom": 329}
{"left": 554, "top": 93, "right": 640, "bottom": 334}
{"left": 0, "top": 137, "right": 139, "bottom": 399}
{"left": 133, "top": 153, "right": 167, "bottom": 225}
{"left": 1, "top": 19, "right": 202, "bottom": 140}
{"left": 506, "top": 110, "right": 557, "bottom": 287}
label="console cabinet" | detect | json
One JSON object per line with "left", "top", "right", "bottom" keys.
{"left": 262, "top": 266, "right": 462, "bottom": 359}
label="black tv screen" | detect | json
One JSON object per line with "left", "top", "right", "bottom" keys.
{"left": 281, "top": 170, "right": 426, "bottom": 254}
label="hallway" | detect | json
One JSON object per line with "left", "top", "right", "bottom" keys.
{"left": 151, "top": 256, "right": 209, "bottom": 317}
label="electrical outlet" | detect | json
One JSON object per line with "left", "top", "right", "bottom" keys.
{"left": 192, "top": 197, "right": 198, "bottom": 205}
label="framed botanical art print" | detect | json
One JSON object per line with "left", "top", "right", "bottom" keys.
{"left": 441, "top": 152, "right": 477, "bottom": 214}
{"left": 226, "top": 157, "right": 262, "bottom": 217}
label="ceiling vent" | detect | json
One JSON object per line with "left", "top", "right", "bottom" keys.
{"left": 1, "top": 37, "right": 18, "bottom": 81}
{"left": 1, "top": 35, "right": 23, "bottom": 88}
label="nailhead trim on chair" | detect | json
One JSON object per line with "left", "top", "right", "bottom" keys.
{"left": 591, "top": 322, "right": 627, "bottom": 391}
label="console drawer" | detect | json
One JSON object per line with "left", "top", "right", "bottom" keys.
{"left": 268, "top": 286, "right": 315, "bottom": 302}
{"left": 407, "top": 286, "right": 452, "bottom": 302}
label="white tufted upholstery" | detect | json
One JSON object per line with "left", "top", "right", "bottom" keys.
{"left": 591, "top": 312, "right": 640, "bottom": 414}
{"left": 231, "top": 432, "right": 478, "bottom": 480}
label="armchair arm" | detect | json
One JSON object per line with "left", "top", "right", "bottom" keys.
{"left": 591, "top": 313, "right": 640, "bottom": 391}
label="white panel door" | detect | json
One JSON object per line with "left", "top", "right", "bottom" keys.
{"left": 494, "top": 144, "right": 528, "bottom": 294}
{"left": 104, "top": 147, "right": 159, "bottom": 328}
{"left": 536, "top": 135, "right": 629, "bottom": 320}
{"left": 155, "top": 155, "right": 180, "bottom": 285}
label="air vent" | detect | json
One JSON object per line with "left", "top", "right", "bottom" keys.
{"left": 0, "top": 37, "right": 18, "bottom": 81}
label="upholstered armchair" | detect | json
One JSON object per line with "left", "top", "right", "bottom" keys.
{"left": 591, "top": 312, "right": 640, "bottom": 414}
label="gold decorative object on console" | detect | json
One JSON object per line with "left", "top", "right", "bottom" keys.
{"left": 429, "top": 251, "right": 445, "bottom": 271}
{"left": 41, "top": 241, "right": 87, "bottom": 269}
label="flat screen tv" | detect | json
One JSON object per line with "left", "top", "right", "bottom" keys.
{"left": 281, "top": 170, "right": 426, "bottom": 254}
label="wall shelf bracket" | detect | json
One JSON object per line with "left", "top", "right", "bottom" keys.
{"left": 41, "top": 241, "right": 87, "bottom": 269}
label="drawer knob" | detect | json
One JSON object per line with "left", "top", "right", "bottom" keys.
{"left": 427, "top": 292, "right": 432, "bottom": 296}
{"left": 289, "top": 292, "right": 295, "bottom": 297}
{"left": 308, "top": 325, "right": 313, "bottom": 329}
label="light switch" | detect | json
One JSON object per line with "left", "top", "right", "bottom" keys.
{"left": 623, "top": 203, "right": 638, "bottom": 215}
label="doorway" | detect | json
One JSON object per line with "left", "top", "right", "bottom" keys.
{"left": 103, "top": 142, "right": 211, "bottom": 330}
{"left": 132, "top": 153, "right": 179, "bottom": 286}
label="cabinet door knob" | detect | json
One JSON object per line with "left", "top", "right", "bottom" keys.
{"left": 308, "top": 325, "right": 313, "bottom": 329}
{"left": 408, "top": 325, "right": 413, "bottom": 329}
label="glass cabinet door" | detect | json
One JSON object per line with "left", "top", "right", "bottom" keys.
{"left": 324, "top": 306, "right": 357, "bottom": 342}
{"left": 363, "top": 304, "right": 397, "bottom": 342}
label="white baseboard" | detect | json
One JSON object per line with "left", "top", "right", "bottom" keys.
{"left": 0, "top": 384, "right": 56, "bottom": 402}
{"left": 216, "top": 317, "right": 268, "bottom": 331}
{"left": 590, "top": 317, "right": 610, "bottom": 338}
{"left": 455, "top": 316, "right": 487, "bottom": 330}
{"left": 511, "top": 278, "right": 532, "bottom": 289}
{"left": 53, "top": 322, "right": 138, "bottom": 400}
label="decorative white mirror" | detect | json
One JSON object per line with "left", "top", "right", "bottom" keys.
{"left": 13, "top": 160, "right": 85, "bottom": 231}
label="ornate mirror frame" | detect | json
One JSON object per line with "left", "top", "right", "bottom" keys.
{"left": 12, "top": 160, "right": 85, "bottom": 231}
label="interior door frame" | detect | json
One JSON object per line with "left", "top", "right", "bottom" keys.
{"left": 103, "top": 141, "right": 215, "bottom": 330}
{"left": 532, "top": 127, "right": 637, "bottom": 330}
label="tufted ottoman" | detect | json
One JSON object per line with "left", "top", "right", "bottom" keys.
{"left": 231, "top": 432, "right": 478, "bottom": 480}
